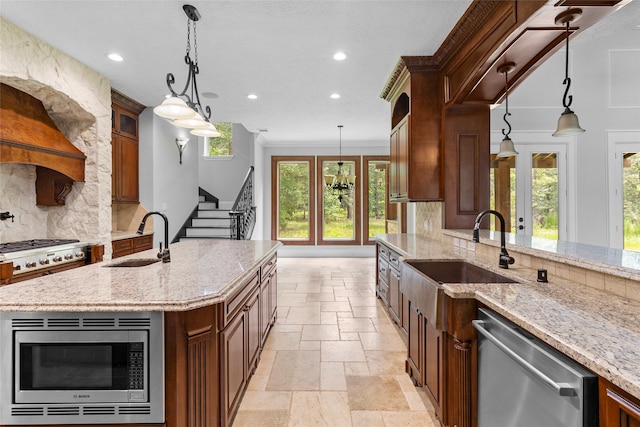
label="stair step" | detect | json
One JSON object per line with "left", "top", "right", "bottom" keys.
{"left": 192, "top": 218, "right": 230, "bottom": 227}
{"left": 186, "top": 227, "right": 230, "bottom": 237}
{"left": 198, "top": 202, "right": 219, "bottom": 210}
{"left": 197, "top": 209, "right": 231, "bottom": 219}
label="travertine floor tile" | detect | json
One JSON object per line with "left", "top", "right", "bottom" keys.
{"left": 302, "top": 324, "right": 341, "bottom": 341}
{"left": 350, "top": 410, "right": 385, "bottom": 426}
{"left": 338, "top": 317, "right": 377, "bottom": 332}
{"left": 232, "top": 409, "right": 289, "bottom": 427}
{"left": 288, "top": 391, "right": 351, "bottom": 427}
{"left": 321, "top": 340, "right": 366, "bottom": 362}
{"left": 321, "top": 361, "right": 347, "bottom": 390}
{"left": 346, "top": 375, "right": 410, "bottom": 411}
{"left": 263, "top": 331, "right": 301, "bottom": 351}
{"left": 237, "top": 390, "right": 292, "bottom": 410}
{"left": 267, "top": 350, "right": 320, "bottom": 391}
{"left": 359, "top": 331, "right": 406, "bottom": 351}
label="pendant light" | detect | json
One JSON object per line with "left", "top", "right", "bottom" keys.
{"left": 496, "top": 62, "right": 519, "bottom": 158}
{"left": 552, "top": 8, "right": 585, "bottom": 137}
{"left": 153, "top": 5, "right": 216, "bottom": 135}
{"left": 324, "top": 125, "right": 356, "bottom": 202}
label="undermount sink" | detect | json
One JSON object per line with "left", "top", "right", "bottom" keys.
{"left": 400, "top": 260, "right": 517, "bottom": 329}
{"left": 106, "top": 258, "right": 161, "bottom": 268}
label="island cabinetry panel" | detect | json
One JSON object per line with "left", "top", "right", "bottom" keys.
{"left": 600, "top": 379, "right": 640, "bottom": 427}
{"left": 260, "top": 254, "right": 277, "bottom": 347}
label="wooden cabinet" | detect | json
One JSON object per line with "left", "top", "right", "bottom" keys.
{"left": 111, "top": 234, "right": 153, "bottom": 259}
{"left": 407, "top": 301, "right": 423, "bottom": 386}
{"left": 600, "top": 379, "right": 640, "bottom": 427}
{"left": 111, "top": 90, "right": 144, "bottom": 204}
{"left": 424, "top": 319, "right": 444, "bottom": 420}
{"left": 376, "top": 245, "right": 390, "bottom": 305}
{"left": 382, "top": 58, "right": 442, "bottom": 203}
{"left": 377, "top": 243, "right": 407, "bottom": 336}
{"left": 388, "top": 266, "right": 401, "bottom": 324}
{"left": 260, "top": 254, "right": 277, "bottom": 347}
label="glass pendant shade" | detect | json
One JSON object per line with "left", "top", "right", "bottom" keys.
{"left": 173, "top": 112, "right": 209, "bottom": 129}
{"left": 153, "top": 97, "right": 196, "bottom": 120}
{"left": 190, "top": 123, "right": 222, "bottom": 137}
{"left": 552, "top": 108, "right": 585, "bottom": 137}
{"left": 496, "top": 136, "right": 519, "bottom": 158}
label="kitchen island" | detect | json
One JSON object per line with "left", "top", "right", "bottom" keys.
{"left": 376, "top": 233, "right": 640, "bottom": 427}
{"left": 0, "top": 239, "right": 281, "bottom": 427}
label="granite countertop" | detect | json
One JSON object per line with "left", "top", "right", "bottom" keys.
{"left": 376, "top": 233, "right": 640, "bottom": 400}
{"left": 0, "top": 239, "right": 281, "bottom": 312}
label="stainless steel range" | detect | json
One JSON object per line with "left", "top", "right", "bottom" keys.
{"left": 0, "top": 239, "right": 92, "bottom": 283}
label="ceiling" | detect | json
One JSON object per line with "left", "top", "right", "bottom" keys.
{"left": 0, "top": 0, "right": 474, "bottom": 146}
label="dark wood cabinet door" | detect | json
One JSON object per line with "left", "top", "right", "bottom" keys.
{"left": 388, "top": 267, "right": 401, "bottom": 325}
{"left": 115, "top": 134, "right": 139, "bottom": 203}
{"left": 407, "top": 301, "right": 423, "bottom": 386}
{"left": 601, "top": 381, "right": 640, "bottom": 427}
{"left": 260, "top": 278, "right": 270, "bottom": 347}
{"left": 269, "top": 269, "right": 277, "bottom": 324}
{"left": 424, "top": 320, "right": 443, "bottom": 419}
{"left": 397, "top": 119, "right": 408, "bottom": 199}
{"left": 401, "top": 292, "right": 409, "bottom": 336}
{"left": 221, "top": 309, "right": 247, "bottom": 425}
{"left": 246, "top": 287, "right": 261, "bottom": 374}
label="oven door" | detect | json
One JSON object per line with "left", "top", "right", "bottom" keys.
{"left": 14, "top": 330, "right": 148, "bottom": 404}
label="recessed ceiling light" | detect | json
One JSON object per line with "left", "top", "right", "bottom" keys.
{"left": 247, "top": 94, "right": 258, "bottom": 100}
{"left": 108, "top": 53, "right": 123, "bottom": 62}
{"left": 333, "top": 51, "right": 347, "bottom": 61}
{"left": 330, "top": 93, "right": 341, "bottom": 99}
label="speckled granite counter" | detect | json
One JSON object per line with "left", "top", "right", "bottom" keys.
{"left": 0, "top": 239, "right": 281, "bottom": 312}
{"left": 375, "top": 233, "right": 640, "bottom": 400}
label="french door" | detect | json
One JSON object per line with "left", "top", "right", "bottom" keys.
{"left": 491, "top": 139, "right": 569, "bottom": 241}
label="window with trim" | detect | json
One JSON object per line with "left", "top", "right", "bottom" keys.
{"left": 271, "top": 156, "right": 315, "bottom": 245}
{"left": 364, "top": 157, "right": 390, "bottom": 244}
{"left": 317, "top": 156, "right": 361, "bottom": 245}
{"left": 206, "top": 122, "right": 233, "bottom": 156}
{"left": 271, "top": 155, "right": 389, "bottom": 246}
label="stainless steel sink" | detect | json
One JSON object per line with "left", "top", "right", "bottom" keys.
{"left": 105, "top": 258, "right": 161, "bottom": 268}
{"left": 400, "top": 260, "right": 517, "bottom": 329}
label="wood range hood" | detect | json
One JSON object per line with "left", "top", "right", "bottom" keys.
{"left": 0, "top": 83, "right": 86, "bottom": 206}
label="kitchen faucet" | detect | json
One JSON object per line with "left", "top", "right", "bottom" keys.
{"left": 137, "top": 211, "right": 170, "bottom": 263}
{"left": 473, "top": 210, "right": 515, "bottom": 269}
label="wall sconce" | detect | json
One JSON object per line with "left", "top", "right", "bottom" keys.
{"left": 552, "top": 8, "right": 585, "bottom": 137}
{"left": 496, "top": 62, "right": 519, "bottom": 158}
{"left": 176, "top": 137, "right": 189, "bottom": 164}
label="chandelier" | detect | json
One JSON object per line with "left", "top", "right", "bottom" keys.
{"left": 153, "top": 5, "right": 221, "bottom": 138}
{"left": 324, "top": 125, "right": 355, "bottom": 202}
{"left": 496, "top": 62, "right": 519, "bottom": 158}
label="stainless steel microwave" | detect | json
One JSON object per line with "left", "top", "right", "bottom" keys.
{"left": 0, "top": 311, "right": 164, "bottom": 425}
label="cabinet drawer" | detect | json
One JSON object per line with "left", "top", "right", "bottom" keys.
{"left": 378, "top": 244, "right": 390, "bottom": 261}
{"left": 222, "top": 271, "right": 260, "bottom": 327}
{"left": 261, "top": 253, "right": 277, "bottom": 282}
{"left": 112, "top": 238, "right": 133, "bottom": 258}
{"left": 379, "top": 281, "right": 389, "bottom": 305}
{"left": 388, "top": 250, "right": 401, "bottom": 270}
{"left": 378, "top": 258, "right": 389, "bottom": 284}
{"left": 133, "top": 234, "right": 153, "bottom": 252}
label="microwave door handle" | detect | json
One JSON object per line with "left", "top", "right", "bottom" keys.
{"left": 472, "top": 320, "right": 576, "bottom": 397}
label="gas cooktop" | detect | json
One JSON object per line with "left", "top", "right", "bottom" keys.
{"left": 0, "top": 239, "right": 80, "bottom": 254}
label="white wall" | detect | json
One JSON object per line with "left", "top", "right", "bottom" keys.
{"left": 198, "top": 124, "right": 255, "bottom": 205}
{"left": 139, "top": 110, "right": 199, "bottom": 246}
{"left": 490, "top": 10, "right": 640, "bottom": 247}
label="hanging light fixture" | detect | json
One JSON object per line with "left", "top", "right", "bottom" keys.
{"left": 552, "top": 8, "right": 585, "bottom": 137}
{"left": 153, "top": 5, "right": 217, "bottom": 138}
{"left": 496, "top": 62, "right": 519, "bottom": 158}
{"left": 324, "top": 125, "right": 356, "bottom": 202}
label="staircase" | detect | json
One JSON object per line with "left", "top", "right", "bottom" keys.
{"left": 180, "top": 199, "right": 233, "bottom": 240}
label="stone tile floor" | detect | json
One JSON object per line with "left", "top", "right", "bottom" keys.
{"left": 232, "top": 257, "right": 439, "bottom": 426}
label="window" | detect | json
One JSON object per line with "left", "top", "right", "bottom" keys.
{"left": 364, "top": 157, "right": 389, "bottom": 244}
{"left": 271, "top": 156, "right": 315, "bottom": 245}
{"left": 317, "top": 156, "right": 361, "bottom": 245}
{"left": 272, "top": 155, "right": 388, "bottom": 246}
{"left": 207, "top": 122, "right": 232, "bottom": 156}
{"left": 623, "top": 152, "right": 640, "bottom": 251}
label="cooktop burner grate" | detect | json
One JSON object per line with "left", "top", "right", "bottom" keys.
{"left": 0, "top": 239, "right": 80, "bottom": 254}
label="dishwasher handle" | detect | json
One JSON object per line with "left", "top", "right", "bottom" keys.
{"left": 472, "top": 320, "right": 576, "bottom": 397}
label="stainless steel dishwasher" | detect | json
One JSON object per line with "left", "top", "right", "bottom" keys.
{"left": 473, "top": 308, "right": 598, "bottom": 427}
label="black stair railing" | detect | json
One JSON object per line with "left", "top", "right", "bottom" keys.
{"left": 230, "top": 166, "right": 256, "bottom": 240}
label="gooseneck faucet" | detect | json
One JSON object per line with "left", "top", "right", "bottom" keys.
{"left": 473, "top": 210, "right": 515, "bottom": 269}
{"left": 137, "top": 211, "right": 170, "bottom": 263}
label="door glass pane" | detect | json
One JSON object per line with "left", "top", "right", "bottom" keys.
{"left": 489, "top": 155, "right": 516, "bottom": 233}
{"left": 277, "top": 161, "right": 310, "bottom": 240}
{"left": 531, "top": 153, "right": 558, "bottom": 240}
{"left": 367, "top": 160, "right": 388, "bottom": 240}
{"left": 322, "top": 160, "right": 355, "bottom": 240}
{"left": 623, "top": 152, "right": 640, "bottom": 251}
